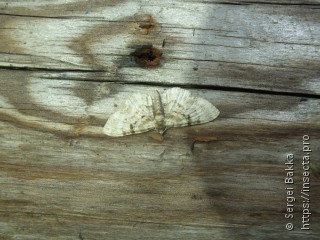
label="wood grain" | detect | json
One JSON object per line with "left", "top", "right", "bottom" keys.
{"left": 1, "top": 1, "right": 320, "bottom": 94}
{"left": 0, "top": 0, "right": 320, "bottom": 239}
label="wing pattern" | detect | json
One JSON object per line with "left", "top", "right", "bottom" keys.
{"left": 103, "top": 88, "right": 219, "bottom": 136}
{"left": 103, "top": 93, "right": 155, "bottom": 136}
{"left": 162, "top": 88, "right": 220, "bottom": 128}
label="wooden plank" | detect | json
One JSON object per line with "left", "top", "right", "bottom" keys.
{"left": 0, "top": 2, "right": 319, "bottom": 94}
{"left": 1, "top": 0, "right": 320, "bottom": 18}
{"left": 0, "top": 73, "right": 319, "bottom": 131}
{"left": 1, "top": 75, "right": 320, "bottom": 239}
{"left": 1, "top": 0, "right": 320, "bottom": 239}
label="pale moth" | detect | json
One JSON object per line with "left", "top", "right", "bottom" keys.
{"left": 103, "top": 87, "right": 219, "bottom": 137}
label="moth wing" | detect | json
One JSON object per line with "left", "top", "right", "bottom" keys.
{"left": 162, "top": 88, "right": 219, "bottom": 128}
{"left": 103, "top": 93, "right": 155, "bottom": 136}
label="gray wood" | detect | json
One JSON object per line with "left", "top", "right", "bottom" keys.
{"left": 0, "top": 0, "right": 319, "bottom": 239}
{"left": 1, "top": 1, "right": 320, "bottom": 94}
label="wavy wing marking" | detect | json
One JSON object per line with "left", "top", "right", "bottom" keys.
{"left": 162, "top": 88, "right": 220, "bottom": 128}
{"left": 103, "top": 93, "right": 155, "bottom": 136}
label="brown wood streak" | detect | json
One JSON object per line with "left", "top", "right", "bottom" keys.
{"left": 189, "top": 135, "right": 218, "bottom": 152}
{"left": 0, "top": 105, "right": 102, "bottom": 137}
{"left": 68, "top": 13, "right": 164, "bottom": 71}
{"left": 0, "top": 0, "right": 320, "bottom": 239}
{"left": 0, "top": 0, "right": 129, "bottom": 17}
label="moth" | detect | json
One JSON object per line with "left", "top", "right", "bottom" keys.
{"left": 103, "top": 87, "right": 219, "bottom": 137}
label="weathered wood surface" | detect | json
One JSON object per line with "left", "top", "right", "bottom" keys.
{"left": 0, "top": 0, "right": 320, "bottom": 239}
{"left": 1, "top": 0, "right": 320, "bottom": 94}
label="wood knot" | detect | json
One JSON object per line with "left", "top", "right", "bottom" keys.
{"left": 131, "top": 45, "right": 162, "bottom": 68}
